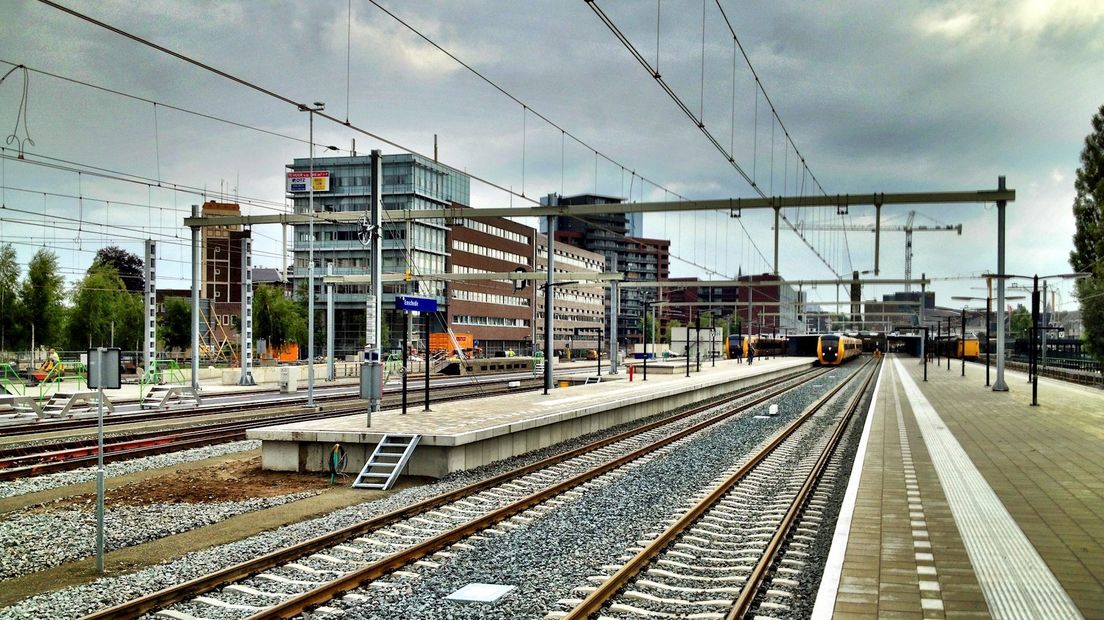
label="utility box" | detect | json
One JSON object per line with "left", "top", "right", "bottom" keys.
{"left": 360, "top": 361, "right": 382, "bottom": 400}
{"left": 278, "top": 366, "right": 299, "bottom": 393}
{"left": 87, "top": 347, "right": 122, "bottom": 389}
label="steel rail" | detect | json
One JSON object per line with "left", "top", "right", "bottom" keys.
{"left": 728, "top": 358, "right": 881, "bottom": 618}
{"left": 242, "top": 368, "right": 830, "bottom": 620}
{"left": 0, "top": 375, "right": 540, "bottom": 437}
{"left": 563, "top": 358, "right": 874, "bottom": 620}
{"left": 81, "top": 366, "right": 824, "bottom": 620}
{"left": 0, "top": 377, "right": 540, "bottom": 453}
{"left": 0, "top": 380, "right": 542, "bottom": 480}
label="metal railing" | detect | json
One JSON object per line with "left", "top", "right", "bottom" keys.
{"left": 0, "top": 362, "right": 25, "bottom": 396}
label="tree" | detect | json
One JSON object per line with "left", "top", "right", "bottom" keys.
{"left": 1070, "top": 104, "right": 1104, "bottom": 360}
{"left": 0, "top": 243, "right": 21, "bottom": 351}
{"left": 159, "top": 296, "right": 193, "bottom": 351}
{"left": 19, "top": 249, "right": 66, "bottom": 348}
{"left": 1009, "top": 304, "right": 1031, "bottom": 339}
{"left": 67, "top": 265, "right": 142, "bottom": 349}
{"left": 664, "top": 319, "right": 682, "bottom": 344}
{"left": 254, "top": 284, "right": 307, "bottom": 349}
{"left": 93, "top": 246, "right": 144, "bottom": 294}
{"left": 641, "top": 310, "right": 657, "bottom": 345}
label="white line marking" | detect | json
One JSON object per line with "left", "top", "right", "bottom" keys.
{"left": 893, "top": 357, "right": 1084, "bottom": 620}
{"left": 810, "top": 360, "right": 885, "bottom": 619}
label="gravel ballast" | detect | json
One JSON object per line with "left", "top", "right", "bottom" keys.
{"left": 0, "top": 367, "right": 843, "bottom": 620}
{"left": 326, "top": 367, "right": 857, "bottom": 620}
{"left": 0, "top": 493, "right": 314, "bottom": 582}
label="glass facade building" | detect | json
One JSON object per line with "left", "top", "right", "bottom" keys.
{"left": 287, "top": 153, "right": 470, "bottom": 356}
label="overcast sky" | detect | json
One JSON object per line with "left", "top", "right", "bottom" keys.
{"left": 1, "top": 0, "right": 1102, "bottom": 314}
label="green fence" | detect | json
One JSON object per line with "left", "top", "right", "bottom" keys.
{"left": 140, "top": 358, "right": 186, "bottom": 390}
{"left": 0, "top": 362, "right": 25, "bottom": 396}
{"left": 37, "top": 360, "right": 87, "bottom": 399}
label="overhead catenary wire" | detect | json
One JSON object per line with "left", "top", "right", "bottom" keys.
{"left": 33, "top": 0, "right": 534, "bottom": 209}
{"left": 374, "top": 0, "right": 779, "bottom": 274}
{"left": 25, "top": 1, "right": 749, "bottom": 286}
{"left": 21, "top": 1, "right": 774, "bottom": 286}
{"left": 364, "top": 0, "right": 693, "bottom": 208}
{"left": 587, "top": 1, "right": 846, "bottom": 278}
{"left": 2, "top": 215, "right": 288, "bottom": 264}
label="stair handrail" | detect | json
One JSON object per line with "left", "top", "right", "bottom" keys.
{"left": 0, "top": 362, "right": 26, "bottom": 396}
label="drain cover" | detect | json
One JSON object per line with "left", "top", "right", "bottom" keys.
{"left": 445, "top": 583, "right": 516, "bottom": 602}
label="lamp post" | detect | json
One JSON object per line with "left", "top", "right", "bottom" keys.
{"left": 919, "top": 326, "right": 929, "bottom": 381}
{"left": 695, "top": 312, "right": 702, "bottom": 373}
{"left": 945, "top": 317, "right": 952, "bottom": 371}
{"left": 596, "top": 325, "right": 602, "bottom": 377}
{"left": 994, "top": 273, "right": 1088, "bottom": 405}
{"left": 299, "top": 101, "right": 326, "bottom": 408}
{"left": 954, "top": 293, "right": 1024, "bottom": 387}
{"left": 960, "top": 308, "right": 966, "bottom": 376}
{"left": 643, "top": 298, "right": 653, "bottom": 381}
{"left": 711, "top": 322, "right": 716, "bottom": 368}
{"left": 685, "top": 308, "right": 691, "bottom": 378}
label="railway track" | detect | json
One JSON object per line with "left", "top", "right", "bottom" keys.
{"left": 77, "top": 365, "right": 830, "bottom": 620}
{"left": 0, "top": 378, "right": 543, "bottom": 481}
{"left": 560, "top": 357, "right": 878, "bottom": 619}
{"left": 0, "top": 373, "right": 545, "bottom": 438}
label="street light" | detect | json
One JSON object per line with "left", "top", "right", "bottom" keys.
{"left": 953, "top": 294, "right": 1024, "bottom": 387}
{"left": 989, "top": 272, "right": 1089, "bottom": 405}
{"left": 945, "top": 317, "right": 953, "bottom": 371}
{"left": 643, "top": 297, "right": 655, "bottom": 381}
{"left": 299, "top": 101, "right": 326, "bottom": 408}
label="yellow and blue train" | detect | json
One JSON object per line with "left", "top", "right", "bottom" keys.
{"left": 816, "top": 334, "right": 863, "bottom": 366}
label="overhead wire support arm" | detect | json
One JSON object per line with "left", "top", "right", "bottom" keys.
{"left": 182, "top": 188, "right": 1016, "bottom": 228}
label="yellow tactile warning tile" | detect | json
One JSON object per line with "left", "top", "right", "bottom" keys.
{"left": 825, "top": 359, "right": 990, "bottom": 619}
{"left": 902, "top": 359, "right": 1103, "bottom": 618}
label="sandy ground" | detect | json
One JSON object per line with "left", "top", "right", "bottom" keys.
{"left": 0, "top": 449, "right": 423, "bottom": 607}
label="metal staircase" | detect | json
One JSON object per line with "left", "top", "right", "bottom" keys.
{"left": 352, "top": 434, "right": 421, "bottom": 490}
{"left": 140, "top": 385, "right": 202, "bottom": 410}
{"left": 41, "top": 392, "right": 115, "bottom": 418}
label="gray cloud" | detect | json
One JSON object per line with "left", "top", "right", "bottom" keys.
{"left": 0, "top": 0, "right": 1100, "bottom": 308}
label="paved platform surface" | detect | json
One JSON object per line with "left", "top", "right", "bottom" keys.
{"left": 1, "top": 361, "right": 362, "bottom": 404}
{"left": 249, "top": 356, "right": 814, "bottom": 476}
{"left": 249, "top": 356, "right": 811, "bottom": 445}
{"left": 816, "top": 354, "right": 1103, "bottom": 619}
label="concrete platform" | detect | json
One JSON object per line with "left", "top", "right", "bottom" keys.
{"left": 0, "top": 360, "right": 361, "bottom": 407}
{"left": 248, "top": 357, "right": 815, "bottom": 478}
{"left": 815, "top": 354, "right": 1104, "bottom": 619}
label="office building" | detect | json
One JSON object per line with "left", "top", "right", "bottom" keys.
{"left": 445, "top": 210, "right": 604, "bottom": 356}
{"left": 286, "top": 153, "right": 469, "bottom": 356}
{"left": 540, "top": 193, "right": 670, "bottom": 349}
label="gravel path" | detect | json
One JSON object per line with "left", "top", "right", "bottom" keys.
{"left": 0, "top": 440, "right": 262, "bottom": 500}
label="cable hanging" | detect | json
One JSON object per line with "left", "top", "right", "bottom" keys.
{"left": 1, "top": 64, "right": 35, "bottom": 159}
{"left": 588, "top": 1, "right": 845, "bottom": 277}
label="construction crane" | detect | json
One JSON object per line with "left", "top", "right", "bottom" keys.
{"left": 803, "top": 211, "right": 961, "bottom": 291}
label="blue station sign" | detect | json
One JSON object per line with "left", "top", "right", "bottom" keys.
{"left": 395, "top": 295, "right": 438, "bottom": 312}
